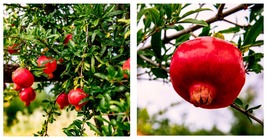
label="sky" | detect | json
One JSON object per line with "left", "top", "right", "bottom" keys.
{"left": 137, "top": 4, "right": 264, "bottom": 133}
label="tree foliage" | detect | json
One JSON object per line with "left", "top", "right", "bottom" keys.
{"left": 4, "top": 4, "right": 130, "bottom": 136}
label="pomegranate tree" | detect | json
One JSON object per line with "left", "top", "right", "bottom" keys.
{"left": 169, "top": 37, "right": 246, "bottom": 109}
{"left": 68, "top": 88, "right": 89, "bottom": 111}
{"left": 37, "top": 55, "right": 57, "bottom": 79}
{"left": 19, "top": 87, "right": 36, "bottom": 106}
{"left": 56, "top": 93, "right": 70, "bottom": 109}
{"left": 12, "top": 67, "right": 34, "bottom": 88}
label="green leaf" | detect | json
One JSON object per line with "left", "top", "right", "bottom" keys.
{"left": 151, "top": 30, "right": 162, "bottom": 59}
{"left": 243, "top": 16, "right": 263, "bottom": 46}
{"left": 118, "top": 19, "right": 130, "bottom": 25}
{"left": 175, "top": 33, "right": 190, "bottom": 46}
{"left": 86, "top": 122, "right": 101, "bottom": 135}
{"left": 198, "top": 25, "right": 211, "bottom": 36}
{"left": 95, "top": 116, "right": 110, "bottom": 124}
{"left": 218, "top": 26, "right": 240, "bottom": 34}
{"left": 178, "top": 18, "right": 208, "bottom": 26}
{"left": 144, "top": 8, "right": 160, "bottom": 26}
{"left": 137, "top": 8, "right": 145, "bottom": 23}
{"left": 248, "top": 105, "right": 261, "bottom": 110}
{"left": 91, "top": 57, "right": 95, "bottom": 73}
{"left": 234, "top": 98, "right": 243, "bottom": 106}
{"left": 151, "top": 68, "right": 168, "bottom": 79}
{"left": 163, "top": 4, "right": 172, "bottom": 19}
{"left": 93, "top": 19, "right": 99, "bottom": 27}
{"left": 181, "top": 8, "right": 212, "bottom": 19}
{"left": 94, "top": 73, "right": 109, "bottom": 81}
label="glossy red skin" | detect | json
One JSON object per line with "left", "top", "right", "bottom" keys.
{"left": 169, "top": 37, "right": 246, "bottom": 109}
{"left": 122, "top": 58, "right": 130, "bottom": 78}
{"left": 56, "top": 93, "right": 69, "bottom": 109}
{"left": 12, "top": 68, "right": 34, "bottom": 88}
{"left": 68, "top": 88, "right": 88, "bottom": 110}
{"left": 37, "top": 55, "right": 57, "bottom": 75}
{"left": 14, "top": 83, "right": 22, "bottom": 91}
{"left": 63, "top": 34, "right": 72, "bottom": 45}
{"left": 7, "top": 44, "right": 19, "bottom": 54}
{"left": 19, "top": 87, "right": 36, "bottom": 106}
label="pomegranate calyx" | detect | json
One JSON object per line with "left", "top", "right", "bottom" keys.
{"left": 189, "top": 83, "right": 215, "bottom": 107}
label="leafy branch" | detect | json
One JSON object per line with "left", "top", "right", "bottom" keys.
{"left": 230, "top": 103, "right": 263, "bottom": 126}
{"left": 138, "top": 4, "right": 252, "bottom": 51}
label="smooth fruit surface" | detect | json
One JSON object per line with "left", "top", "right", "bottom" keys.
{"left": 19, "top": 87, "right": 36, "bottom": 106}
{"left": 122, "top": 58, "right": 130, "bottom": 78}
{"left": 169, "top": 37, "right": 246, "bottom": 109}
{"left": 56, "top": 93, "right": 69, "bottom": 109}
{"left": 68, "top": 88, "right": 88, "bottom": 110}
{"left": 63, "top": 34, "right": 72, "bottom": 45}
{"left": 37, "top": 55, "right": 57, "bottom": 78}
{"left": 14, "top": 83, "right": 22, "bottom": 91}
{"left": 12, "top": 67, "right": 34, "bottom": 88}
{"left": 7, "top": 44, "right": 19, "bottom": 54}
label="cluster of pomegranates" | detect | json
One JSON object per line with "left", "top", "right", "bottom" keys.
{"left": 10, "top": 33, "right": 130, "bottom": 111}
{"left": 12, "top": 67, "right": 35, "bottom": 106}
{"left": 55, "top": 88, "right": 88, "bottom": 110}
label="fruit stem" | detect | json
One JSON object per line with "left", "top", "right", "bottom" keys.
{"left": 189, "top": 83, "right": 215, "bottom": 107}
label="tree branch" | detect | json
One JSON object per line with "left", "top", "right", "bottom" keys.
{"left": 230, "top": 103, "right": 263, "bottom": 126}
{"left": 138, "top": 54, "right": 169, "bottom": 72}
{"left": 138, "top": 4, "right": 252, "bottom": 51}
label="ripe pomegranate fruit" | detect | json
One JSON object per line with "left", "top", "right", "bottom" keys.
{"left": 122, "top": 58, "right": 130, "bottom": 78}
{"left": 19, "top": 87, "right": 36, "bottom": 106}
{"left": 56, "top": 93, "right": 69, "bottom": 109}
{"left": 68, "top": 88, "right": 88, "bottom": 111}
{"left": 37, "top": 55, "right": 57, "bottom": 79}
{"left": 169, "top": 37, "right": 246, "bottom": 109}
{"left": 12, "top": 67, "right": 34, "bottom": 88}
{"left": 7, "top": 44, "right": 19, "bottom": 54}
{"left": 63, "top": 34, "right": 72, "bottom": 45}
{"left": 14, "top": 83, "right": 22, "bottom": 91}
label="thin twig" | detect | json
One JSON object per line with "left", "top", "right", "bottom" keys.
{"left": 138, "top": 54, "right": 169, "bottom": 73}
{"left": 223, "top": 18, "right": 248, "bottom": 28}
{"left": 230, "top": 103, "right": 263, "bottom": 126}
{"left": 138, "top": 4, "right": 252, "bottom": 51}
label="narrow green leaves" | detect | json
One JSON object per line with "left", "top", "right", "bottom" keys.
{"left": 243, "top": 16, "right": 263, "bottom": 46}
{"left": 181, "top": 8, "right": 212, "bottom": 19}
{"left": 151, "top": 30, "right": 163, "bottom": 60}
{"left": 178, "top": 18, "right": 208, "bottom": 26}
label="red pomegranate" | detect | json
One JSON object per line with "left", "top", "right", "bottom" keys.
{"left": 12, "top": 67, "right": 34, "bottom": 88}
{"left": 19, "top": 87, "right": 36, "bottom": 106}
{"left": 56, "top": 93, "right": 69, "bottom": 109}
{"left": 14, "top": 83, "right": 22, "bottom": 91}
{"left": 63, "top": 34, "right": 72, "bottom": 45}
{"left": 37, "top": 55, "right": 57, "bottom": 78}
{"left": 122, "top": 58, "right": 130, "bottom": 78}
{"left": 169, "top": 37, "right": 246, "bottom": 109}
{"left": 7, "top": 44, "right": 19, "bottom": 54}
{"left": 68, "top": 88, "right": 88, "bottom": 111}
